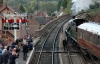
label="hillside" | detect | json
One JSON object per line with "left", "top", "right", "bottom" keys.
{"left": 3, "top": 0, "right": 59, "bottom": 14}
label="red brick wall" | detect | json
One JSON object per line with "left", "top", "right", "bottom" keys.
{"left": 0, "top": 3, "right": 2, "bottom": 9}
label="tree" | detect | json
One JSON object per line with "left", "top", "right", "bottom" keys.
{"left": 39, "top": 1, "right": 58, "bottom": 15}
{"left": 64, "top": 0, "right": 72, "bottom": 14}
{"left": 19, "top": 4, "right": 25, "bottom": 12}
{"left": 3, "top": 0, "right": 59, "bottom": 14}
{"left": 61, "top": 0, "right": 69, "bottom": 9}
{"left": 28, "top": 0, "right": 37, "bottom": 13}
{"left": 57, "top": 0, "right": 62, "bottom": 11}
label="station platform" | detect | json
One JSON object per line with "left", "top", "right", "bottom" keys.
{"left": 16, "top": 37, "right": 40, "bottom": 64}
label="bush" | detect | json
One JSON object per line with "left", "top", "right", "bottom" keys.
{"left": 88, "top": 10, "right": 96, "bottom": 16}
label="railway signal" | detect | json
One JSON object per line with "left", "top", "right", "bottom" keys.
{"left": 3, "top": 12, "right": 28, "bottom": 40}
{"left": 3, "top": 18, "right": 28, "bottom": 23}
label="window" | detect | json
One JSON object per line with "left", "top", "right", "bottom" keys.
{"left": 4, "top": 23, "right": 19, "bottom": 30}
{"left": 80, "top": 31, "right": 82, "bottom": 38}
{"left": 85, "top": 32, "right": 89, "bottom": 41}
{"left": 93, "top": 35, "right": 97, "bottom": 44}
{"left": 85, "top": 32, "right": 87, "bottom": 40}
{"left": 89, "top": 34, "right": 92, "bottom": 43}
{"left": 78, "top": 29, "right": 80, "bottom": 37}
{"left": 83, "top": 32, "right": 84, "bottom": 39}
{"left": 97, "top": 36, "right": 100, "bottom": 46}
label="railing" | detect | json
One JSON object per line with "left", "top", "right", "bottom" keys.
{"left": 6, "top": 31, "right": 14, "bottom": 38}
{"left": 2, "top": 31, "right": 14, "bottom": 38}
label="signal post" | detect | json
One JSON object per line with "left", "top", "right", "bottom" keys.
{"left": 3, "top": 12, "right": 28, "bottom": 40}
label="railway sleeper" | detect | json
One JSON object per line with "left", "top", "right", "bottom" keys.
{"left": 88, "top": 52, "right": 100, "bottom": 64}
{"left": 70, "top": 50, "right": 79, "bottom": 53}
{"left": 35, "top": 51, "right": 68, "bottom": 53}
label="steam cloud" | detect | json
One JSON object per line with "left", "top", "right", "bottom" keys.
{"left": 71, "top": 0, "right": 99, "bottom": 15}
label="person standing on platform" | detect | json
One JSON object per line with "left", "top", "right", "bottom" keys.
{"left": 26, "top": 35, "right": 31, "bottom": 49}
{"left": 63, "top": 39, "right": 67, "bottom": 51}
{"left": 9, "top": 49, "right": 18, "bottom": 64}
{"left": 2, "top": 49, "right": 9, "bottom": 64}
{"left": 0, "top": 44, "right": 3, "bottom": 64}
{"left": 22, "top": 41, "right": 28, "bottom": 61}
{"left": 11, "top": 41, "right": 17, "bottom": 49}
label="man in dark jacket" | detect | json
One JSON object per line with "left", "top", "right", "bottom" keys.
{"left": 2, "top": 49, "right": 9, "bottom": 64}
{"left": 22, "top": 42, "right": 28, "bottom": 60}
{"left": 63, "top": 39, "right": 67, "bottom": 50}
{"left": 0, "top": 44, "right": 3, "bottom": 64}
{"left": 9, "top": 50, "right": 18, "bottom": 64}
{"left": 11, "top": 41, "right": 17, "bottom": 49}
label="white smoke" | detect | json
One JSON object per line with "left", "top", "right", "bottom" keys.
{"left": 71, "top": 0, "right": 98, "bottom": 15}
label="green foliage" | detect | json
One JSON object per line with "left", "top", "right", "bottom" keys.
{"left": 61, "top": 0, "right": 68, "bottom": 9}
{"left": 40, "top": 25, "right": 44, "bottom": 29}
{"left": 88, "top": 10, "right": 96, "bottom": 16}
{"left": 88, "top": 2, "right": 100, "bottom": 16}
{"left": 64, "top": 0, "right": 72, "bottom": 14}
{"left": 89, "top": 4, "right": 96, "bottom": 9}
{"left": 57, "top": 0, "right": 62, "bottom": 11}
{"left": 19, "top": 4, "right": 25, "bottom": 12}
{"left": 0, "top": 0, "right": 3, "bottom": 3}
{"left": 29, "top": 0, "right": 37, "bottom": 13}
{"left": 39, "top": 1, "right": 58, "bottom": 15}
{"left": 4, "top": 0, "right": 100, "bottom": 16}
{"left": 4, "top": 0, "right": 58, "bottom": 14}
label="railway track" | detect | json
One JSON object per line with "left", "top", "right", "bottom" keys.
{"left": 59, "top": 37, "right": 96, "bottom": 64}
{"left": 64, "top": 20, "right": 96, "bottom": 64}
{"left": 30, "top": 15, "right": 70, "bottom": 64}
{"left": 29, "top": 13, "right": 96, "bottom": 64}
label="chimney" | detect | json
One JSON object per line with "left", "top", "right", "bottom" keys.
{"left": 0, "top": 0, "right": 3, "bottom": 8}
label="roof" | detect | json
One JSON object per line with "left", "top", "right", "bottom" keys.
{"left": 78, "top": 22, "right": 100, "bottom": 35}
{"left": 0, "top": 13, "right": 3, "bottom": 18}
{"left": 0, "top": 5, "right": 14, "bottom": 12}
{"left": 35, "top": 17, "right": 48, "bottom": 25}
{"left": 28, "top": 18, "right": 39, "bottom": 25}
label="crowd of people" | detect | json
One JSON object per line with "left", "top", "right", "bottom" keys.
{"left": 0, "top": 34, "right": 33, "bottom": 64}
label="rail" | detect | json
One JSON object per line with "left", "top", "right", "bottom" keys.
{"left": 27, "top": 14, "right": 70, "bottom": 64}
{"left": 36, "top": 19, "right": 60, "bottom": 64}
{"left": 36, "top": 16, "right": 70, "bottom": 64}
{"left": 52, "top": 17, "right": 71, "bottom": 64}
